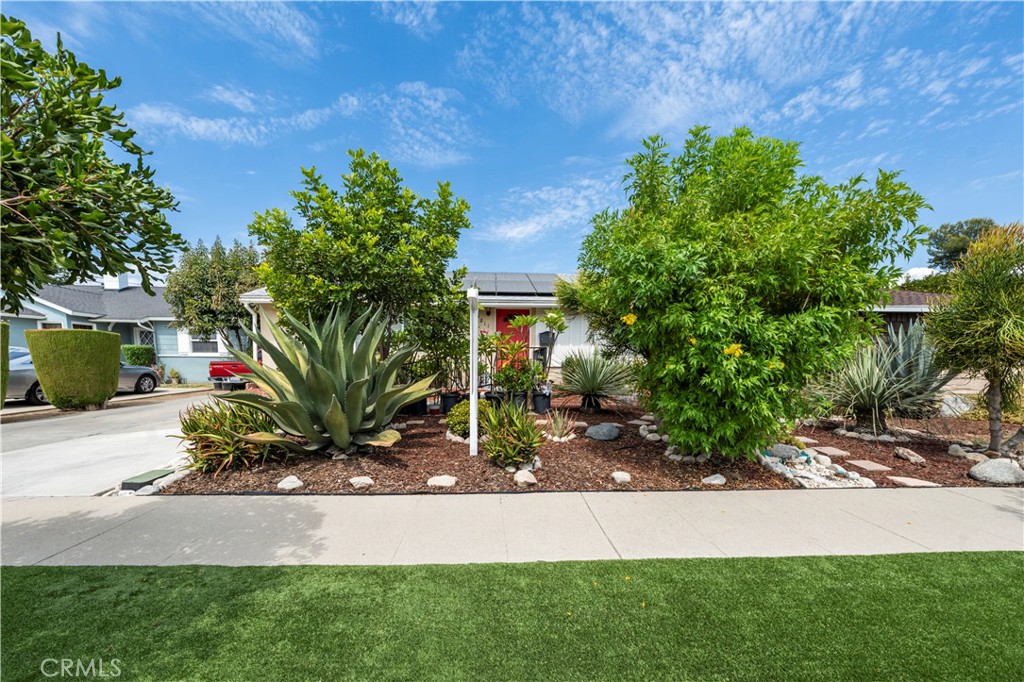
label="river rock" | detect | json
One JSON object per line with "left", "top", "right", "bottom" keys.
{"left": 514, "top": 470, "right": 537, "bottom": 487}
{"left": 349, "top": 476, "right": 374, "bottom": 489}
{"left": 427, "top": 475, "right": 458, "bottom": 488}
{"left": 702, "top": 474, "right": 727, "bottom": 486}
{"left": 586, "top": 423, "right": 620, "bottom": 441}
{"left": 771, "top": 444, "right": 801, "bottom": 461}
{"left": 894, "top": 447, "right": 926, "bottom": 466}
{"left": 277, "top": 475, "right": 304, "bottom": 491}
{"left": 611, "top": 471, "right": 632, "bottom": 484}
{"left": 968, "top": 459, "right": 1024, "bottom": 485}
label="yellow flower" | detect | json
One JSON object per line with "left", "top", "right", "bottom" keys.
{"left": 724, "top": 344, "right": 744, "bottom": 358}
{"left": 621, "top": 313, "right": 637, "bottom": 326}
{"left": 624, "top": 576, "right": 632, "bottom": 581}
{"left": 688, "top": 337, "right": 697, "bottom": 345}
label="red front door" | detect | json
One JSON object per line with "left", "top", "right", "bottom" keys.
{"left": 496, "top": 309, "right": 530, "bottom": 360}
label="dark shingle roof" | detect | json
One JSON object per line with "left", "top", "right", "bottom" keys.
{"left": 884, "top": 290, "right": 945, "bottom": 307}
{"left": 35, "top": 285, "right": 173, "bottom": 320}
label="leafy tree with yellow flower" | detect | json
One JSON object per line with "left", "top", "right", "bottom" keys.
{"left": 565, "top": 127, "right": 928, "bottom": 458}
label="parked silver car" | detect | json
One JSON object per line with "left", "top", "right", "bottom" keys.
{"left": 4, "top": 346, "right": 161, "bottom": 405}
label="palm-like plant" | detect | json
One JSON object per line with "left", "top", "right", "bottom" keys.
{"left": 824, "top": 322, "right": 955, "bottom": 433}
{"left": 557, "top": 350, "right": 633, "bottom": 410}
{"left": 218, "top": 305, "right": 436, "bottom": 454}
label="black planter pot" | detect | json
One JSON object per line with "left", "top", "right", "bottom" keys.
{"left": 400, "top": 397, "right": 429, "bottom": 417}
{"left": 440, "top": 392, "right": 465, "bottom": 414}
{"left": 533, "top": 393, "right": 551, "bottom": 414}
{"left": 483, "top": 391, "right": 502, "bottom": 408}
{"left": 511, "top": 392, "right": 528, "bottom": 410}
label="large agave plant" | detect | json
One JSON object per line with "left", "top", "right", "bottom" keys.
{"left": 824, "top": 321, "right": 955, "bottom": 433}
{"left": 218, "top": 305, "right": 436, "bottom": 454}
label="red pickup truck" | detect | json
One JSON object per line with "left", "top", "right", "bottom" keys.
{"left": 209, "top": 360, "right": 254, "bottom": 390}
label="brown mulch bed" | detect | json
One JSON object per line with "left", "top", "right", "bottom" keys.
{"left": 165, "top": 403, "right": 796, "bottom": 495}
{"left": 795, "top": 421, "right": 1021, "bottom": 488}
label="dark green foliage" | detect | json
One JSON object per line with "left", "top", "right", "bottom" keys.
{"left": 557, "top": 350, "right": 633, "bottom": 410}
{"left": 396, "top": 270, "right": 469, "bottom": 389}
{"left": 480, "top": 400, "right": 545, "bottom": 467}
{"left": 248, "top": 150, "right": 470, "bottom": 355}
{"left": 121, "top": 344, "right": 155, "bottom": 367}
{"left": 445, "top": 399, "right": 489, "bottom": 439}
{"left": 571, "top": 127, "right": 927, "bottom": 457}
{"left": 164, "top": 238, "right": 261, "bottom": 350}
{"left": 175, "top": 401, "right": 284, "bottom": 476}
{"left": 24, "top": 329, "right": 119, "bottom": 409}
{"left": 899, "top": 272, "right": 949, "bottom": 294}
{"left": 0, "top": 16, "right": 182, "bottom": 314}
{"left": 0, "top": 321, "right": 8, "bottom": 400}
{"left": 3, "top": 553, "right": 1022, "bottom": 681}
{"left": 927, "top": 217, "right": 999, "bottom": 271}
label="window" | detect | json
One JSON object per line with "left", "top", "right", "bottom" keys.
{"left": 40, "top": 323, "right": 62, "bottom": 330}
{"left": 72, "top": 323, "right": 95, "bottom": 330}
{"left": 137, "top": 329, "right": 155, "bottom": 346}
{"left": 191, "top": 335, "right": 218, "bottom": 353}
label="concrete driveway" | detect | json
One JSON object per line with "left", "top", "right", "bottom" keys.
{"left": 0, "top": 393, "right": 210, "bottom": 497}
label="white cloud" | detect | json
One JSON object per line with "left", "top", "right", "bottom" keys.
{"left": 478, "top": 173, "right": 623, "bottom": 243}
{"left": 205, "top": 85, "right": 266, "bottom": 114}
{"left": 192, "top": 2, "right": 320, "bottom": 63}
{"left": 968, "top": 169, "right": 1024, "bottom": 191}
{"left": 376, "top": 1, "right": 442, "bottom": 38}
{"left": 902, "top": 267, "right": 938, "bottom": 283}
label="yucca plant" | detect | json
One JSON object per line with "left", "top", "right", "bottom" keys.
{"left": 557, "top": 350, "right": 633, "bottom": 410}
{"left": 824, "top": 321, "right": 955, "bottom": 433}
{"left": 218, "top": 305, "right": 436, "bottom": 454}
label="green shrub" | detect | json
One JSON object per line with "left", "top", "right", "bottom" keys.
{"left": 1, "top": 322, "right": 9, "bottom": 401}
{"left": 480, "top": 401, "right": 545, "bottom": 467}
{"left": 445, "top": 399, "right": 490, "bottom": 439}
{"left": 218, "top": 304, "right": 436, "bottom": 455}
{"left": 567, "top": 127, "right": 928, "bottom": 457}
{"left": 121, "top": 344, "right": 155, "bottom": 366}
{"left": 175, "top": 401, "right": 284, "bottom": 476}
{"left": 557, "top": 350, "right": 633, "bottom": 410}
{"left": 24, "top": 329, "right": 120, "bottom": 409}
{"left": 823, "top": 322, "right": 955, "bottom": 433}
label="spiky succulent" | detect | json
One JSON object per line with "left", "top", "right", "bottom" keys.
{"left": 218, "top": 305, "right": 436, "bottom": 454}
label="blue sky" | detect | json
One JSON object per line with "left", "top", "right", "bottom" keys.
{"left": 12, "top": 1, "right": 1024, "bottom": 276}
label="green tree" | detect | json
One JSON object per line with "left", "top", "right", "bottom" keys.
{"left": 927, "top": 225, "right": 1024, "bottom": 454}
{"left": 164, "top": 238, "right": 260, "bottom": 350}
{"left": 899, "top": 272, "right": 949, "bottom": 294}
{"left": 397, "top": 270, "right": 470, "bottom": 390}
{"left": 927, "top": 218, "right": 998, "bottom": 271}
{"left": 0, "top": 16, "right": 182, "bottom": 314}
{"left": 569, "top": 127, "right": 928, "bottom": 458}
{"left": 248, "top": 149, "right": 471, "bottom": 355}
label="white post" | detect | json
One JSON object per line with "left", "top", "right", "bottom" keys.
{"left": 467, "top": 287, "right": 480, "bottom": 457}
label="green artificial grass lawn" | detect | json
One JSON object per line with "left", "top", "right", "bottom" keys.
{"left": 3, "top": 553, "right": 1022, "bottom": 681}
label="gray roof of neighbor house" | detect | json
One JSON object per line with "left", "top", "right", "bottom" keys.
{"left": 33, "top": 284, "right": 174, "bottom": 321}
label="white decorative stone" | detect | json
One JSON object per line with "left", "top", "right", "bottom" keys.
{"left": 668, "top": 454, "right": 683, "bottom": 462}
{"left": 894, "top": 447, "right": 926, "bottom": 466}
{"left": 427, "top": 475, "right": 458, "bottom": 487}
{"left": 661, "top": 434, "right": 670, "bottom": 442}
{"left": 964, "top": 453, "right": 989, "bottom": 464}
{"left": 611, "top": 471, "right": 632, "bottom": 484}
{"left": 390, "top": 423, "right": 408, "bottom": 431}
{"left": 514, "top": 470, "right": 537, "bottom": 487}
{"left": 277, "top": 475, "right": 304, "bottom": 491}
{"left": 876, "top": 434, "right": 896, "bottom": 443}
{"left": 681, "top": 456, "right": 696, "bottom": 464}
{"left": 573, "top": 421, "right": 589, "bottom": 429}
{"left": 695, "top": 453, "right": 709, "bottom": 464}
{"left": 350, "top": 476, "right": 374, "bottom": 489}
{"left": 948, "top": 444, "right": 968, "bottom": 458}
{"left": 641, "top": 414, "right": 656, "bottom": 421}
{"left": 702, "top": 474, "right": 727, "bottom": 486}
{"left": 860, "top": 477, "right": 876, "bottom": 488}
{"left": 969, "top": 458, "right": 1024, "bottom": 485}
{"left": 406, "top": 419, "right": 425, "bottom": 425}
{"left": 795, "top": 437, "right": 819, "bottom": 446}
{"left": 813, "top": 454, "right": 832, "bottom": 467}
{"left": 771, "top": 444, "right": 801, "bottom": 461}
{"left": 639, "top": 425, "right": 650, "bottom": 437}
{"left": 505, "top": 465, "right": 516, "bottom": 473}
{"left": 134, "top": 485, "right": 157, "bottom": 496}
{"left": 645, "top": 433, "right": 662, "bottom": 442}
{"left": 117, "top": 490, "right": 135, "bottom": 496}
{"left": 846, "top": 471, "right": 861, "bottom": 480}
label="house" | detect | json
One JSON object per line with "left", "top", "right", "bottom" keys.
{"left": 2, "top": 275, "right": 232, "bottom": 382}
{"left": 239, "top": 272, "right": 942, "bottom": 369}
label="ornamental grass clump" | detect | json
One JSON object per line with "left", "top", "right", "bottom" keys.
{"left": 217, "top": 304, "right": 436, "bottom": 455}
{"left": 558, "top": 350, "right": 633, "bottom": 410}
{"left": 562, "top": 126, "right": 929, "bottom": 458}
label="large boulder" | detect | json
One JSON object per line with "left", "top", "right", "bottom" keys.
{"left": 968, "top": 459, "right": 1024, "bottom": 485}
{"left": 770, "top": 444, "right": 801, "bottom": 461}
{"left": 586, "top": 423, "right": 621, "bottom": 441}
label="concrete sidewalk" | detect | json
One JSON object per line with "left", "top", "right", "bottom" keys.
{"left": 2, "top": 487, "right": 1021, "bottom": 566}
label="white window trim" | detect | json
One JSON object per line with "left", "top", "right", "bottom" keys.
{"left": 134, "top": 327, "right": 156, "bottom": 345}
{"left": 70, "top": 322, "right": 97, "bottom": 330}
{"left": 37, "top": 321, "right": 65, "bottom": 329}
{"left": 176, "top": 328, "right": 229, "bottom": 356}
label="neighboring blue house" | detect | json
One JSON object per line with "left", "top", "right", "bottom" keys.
{"left": 2, "top": 275, "right": 232, "bottom": 383}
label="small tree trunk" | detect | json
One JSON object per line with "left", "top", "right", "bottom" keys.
{"left": 985, "top": 373, "right": 1002, "bottom": 452}
{"left": 854, "top": 410, "right": 886, "bottom": 434}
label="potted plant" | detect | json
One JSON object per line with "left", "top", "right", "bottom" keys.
{"left": 168, "top": 368, "right": 181, "bottom": 385}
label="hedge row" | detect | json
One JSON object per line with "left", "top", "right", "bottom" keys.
{"left": 1, "top": 322, "right": 9, "bottom": 401}
{"left": 25, "top": 330, "right": 120, "bottom": 410}
{"left": 121, "top": 344, "right": 155, "bottom": 366}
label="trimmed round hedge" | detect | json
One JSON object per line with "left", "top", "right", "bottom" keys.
{"left": 25, "top": 329, "right": 121, "bottom": 410}
{"left": 1, "top": 322, "right": 9, "bottom": 401}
